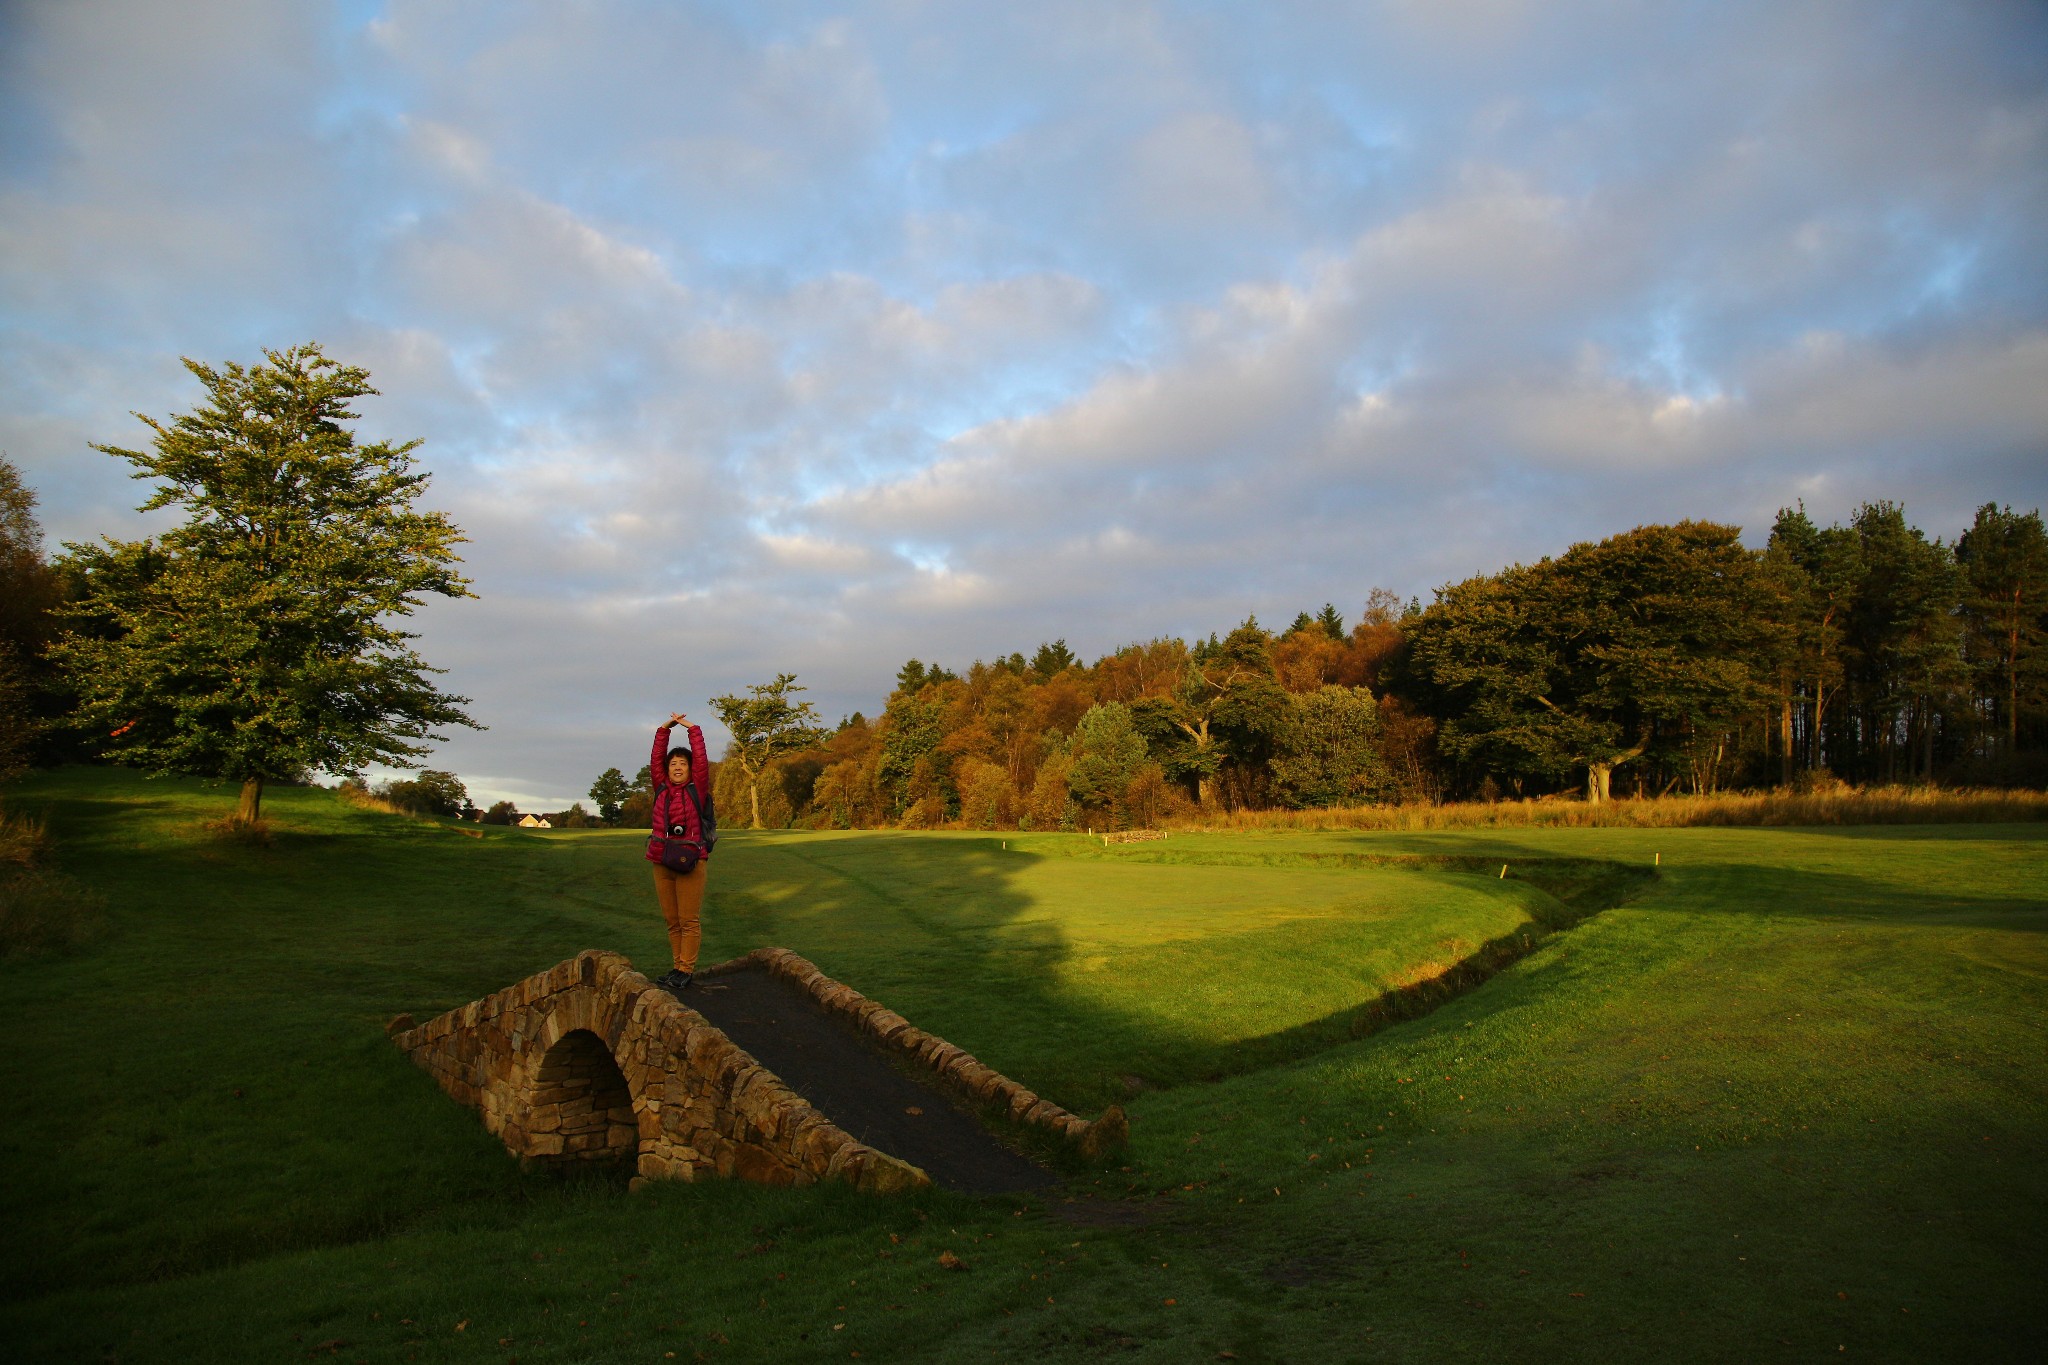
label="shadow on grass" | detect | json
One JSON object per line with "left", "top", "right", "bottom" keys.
{"left": 714, "top": 833, "right": 1661, "bottom": 1109}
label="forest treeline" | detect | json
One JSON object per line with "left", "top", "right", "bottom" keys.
{"left": 691, "top": 501, "right": 2047, "bottom": 831}
{"left": 4, "top": 450, "right": 2043, "bottom": 829}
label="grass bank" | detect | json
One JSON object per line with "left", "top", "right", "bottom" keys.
{"left": 0, "top": 767, "right": 2041, "bottom": 1362}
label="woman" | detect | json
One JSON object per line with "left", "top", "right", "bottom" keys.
{"left": 647, "top": 710, "right": 712, "bottom": 989}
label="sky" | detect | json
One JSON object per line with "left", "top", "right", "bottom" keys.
{"left": 3, "top": 0, "right": 2046, "bottom": 812}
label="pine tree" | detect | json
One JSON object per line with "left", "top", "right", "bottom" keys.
{"left": 55, "top": 344, "right": 479, "bottom": 823}
{"left": 1956, "top": 503, "right": 2048, "bottom": 754}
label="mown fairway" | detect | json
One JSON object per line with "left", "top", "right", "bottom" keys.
{"left": 0, "top": 769, "right": 2042, "bottom": 1363}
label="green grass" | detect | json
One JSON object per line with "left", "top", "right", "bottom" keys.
{"left": 712, "top": 831, "right": 1564, "bottom": 1106}
{"left": 0, "top": 768, "right": 2042, "bottom": 1362}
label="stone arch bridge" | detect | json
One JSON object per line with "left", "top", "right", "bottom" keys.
{"left": 390, "top": 948, "right": 1124, "bottom": 1194}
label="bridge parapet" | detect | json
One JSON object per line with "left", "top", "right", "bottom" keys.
{"left": 391, "top": 949, "right": 928, "bottom": 1193}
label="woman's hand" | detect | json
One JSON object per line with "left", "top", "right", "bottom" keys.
{"left": 668, "top": 712, "right": 689, "bottom": 727}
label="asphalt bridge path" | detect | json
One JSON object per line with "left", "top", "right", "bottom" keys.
{"left": 679, "top": 966, "right": 1056, "bottom": 1195}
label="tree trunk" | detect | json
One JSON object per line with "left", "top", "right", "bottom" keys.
{"left": 1811, "top": 678, "right": 1829, "bottom": 772}
{"left": 1922, "top": 697, "right": 1935, "bottom": 780}
{"left": 1780, "top": 697, "right": 1794, "bottom": 787}
{"left": 236, "top": 776, "right": 264, "bottom": 825}
{"left": 2011, "top": 624, "right": 2022, "bottom": 753}
{"left": 747, "top": 770, "right": 763, "bottom": 829}
{"left": 1585, "top": 731, "right": 1650, "bottom": 805}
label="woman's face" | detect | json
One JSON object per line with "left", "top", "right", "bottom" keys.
{"left": 667, "top": 754, "right": 691, "bottom": 784}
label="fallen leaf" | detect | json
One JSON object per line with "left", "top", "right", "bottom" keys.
{"left": 938, "top": 1250, "right": 967, "bottom": 1271}
{"left": 904, "top": 1106, "right": 923, "bottom": 1116}
{"left": 455, "top": 1320, "right": 469, "bottom": 1332}
{"left": 1163, "top": 1298, "right": 1177, "bottom": 1306}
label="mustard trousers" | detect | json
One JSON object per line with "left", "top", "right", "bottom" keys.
{"left": 650, "top": 860, "right": 707, "bottom": 972}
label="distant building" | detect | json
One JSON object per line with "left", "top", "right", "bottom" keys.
{"left": 516, "top": 814, "right": 552, "bottom": 829}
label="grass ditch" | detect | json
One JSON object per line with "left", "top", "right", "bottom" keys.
{"left": 1072, "top": 850, "right": 1657, "bottom": 1089}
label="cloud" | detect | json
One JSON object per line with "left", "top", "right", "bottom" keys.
{"left": 2, "top": 0, "right": 2045, "bottom": 808}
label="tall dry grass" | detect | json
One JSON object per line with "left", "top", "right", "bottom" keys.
{"left": 0, "top": 803, "right": 47, "bottom": 868}
{"left": 0, "top": 802, "right": 103, "bottom": 957}
{"left": 1168, "top": 785, "right": 2048, "bottom": 833}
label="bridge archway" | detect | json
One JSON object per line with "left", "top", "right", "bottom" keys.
{"left": 525, "top": 1026, "right": 638, "bottom": 1170}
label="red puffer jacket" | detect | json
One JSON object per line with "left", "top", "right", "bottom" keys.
{"left": 647, "top": 723, "right": 712, "bottom": 857}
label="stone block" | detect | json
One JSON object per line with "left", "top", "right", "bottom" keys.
{"left": 1080, "top": 1106, "right": 1129, "bottom": 1158}
{"left": 790, "top": 1123, "right": 838, "bottom": 1172}
{"left": 527, "top": 1133, "right": 565, "bottom": 1157}
{"left": 951, "top": 1061, "right": 996, "bottom": 1096}
{"left": 732, "top": 1143, "right": 794, "bottom": 1185}
{"left": 858, "top": 1153, "right": 930, "bottom": 1195}
{"left": 1019, "top": 1099, "right": 1060, "bottom": 1130}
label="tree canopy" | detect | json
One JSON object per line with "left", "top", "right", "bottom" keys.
{"left": 0, "top": 455, "right": 63, "bottom": 779}
{"left": 709, "top": 673, "right": 829, "bottom": 828}
{"left": 1404, "top": 522, "right": 1769, "bottom": 801}
{"left": 54, "top": 344, "right": 479, "bottom": 822}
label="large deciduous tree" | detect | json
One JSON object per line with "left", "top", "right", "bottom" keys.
{"left": 55, "top": 345, "right": 478, "bottom": 823}
{"left": 1132, "top": 621, "right": 1276, "bottom": 807}
{"left": 709, "top": 673, "right": 829, "bottom": 829}
{"left": 588, "top": 766, "right": 632, "bottom": 824}
{"left": 1405, "top": 522, "right": 1769, "bottom": 802}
